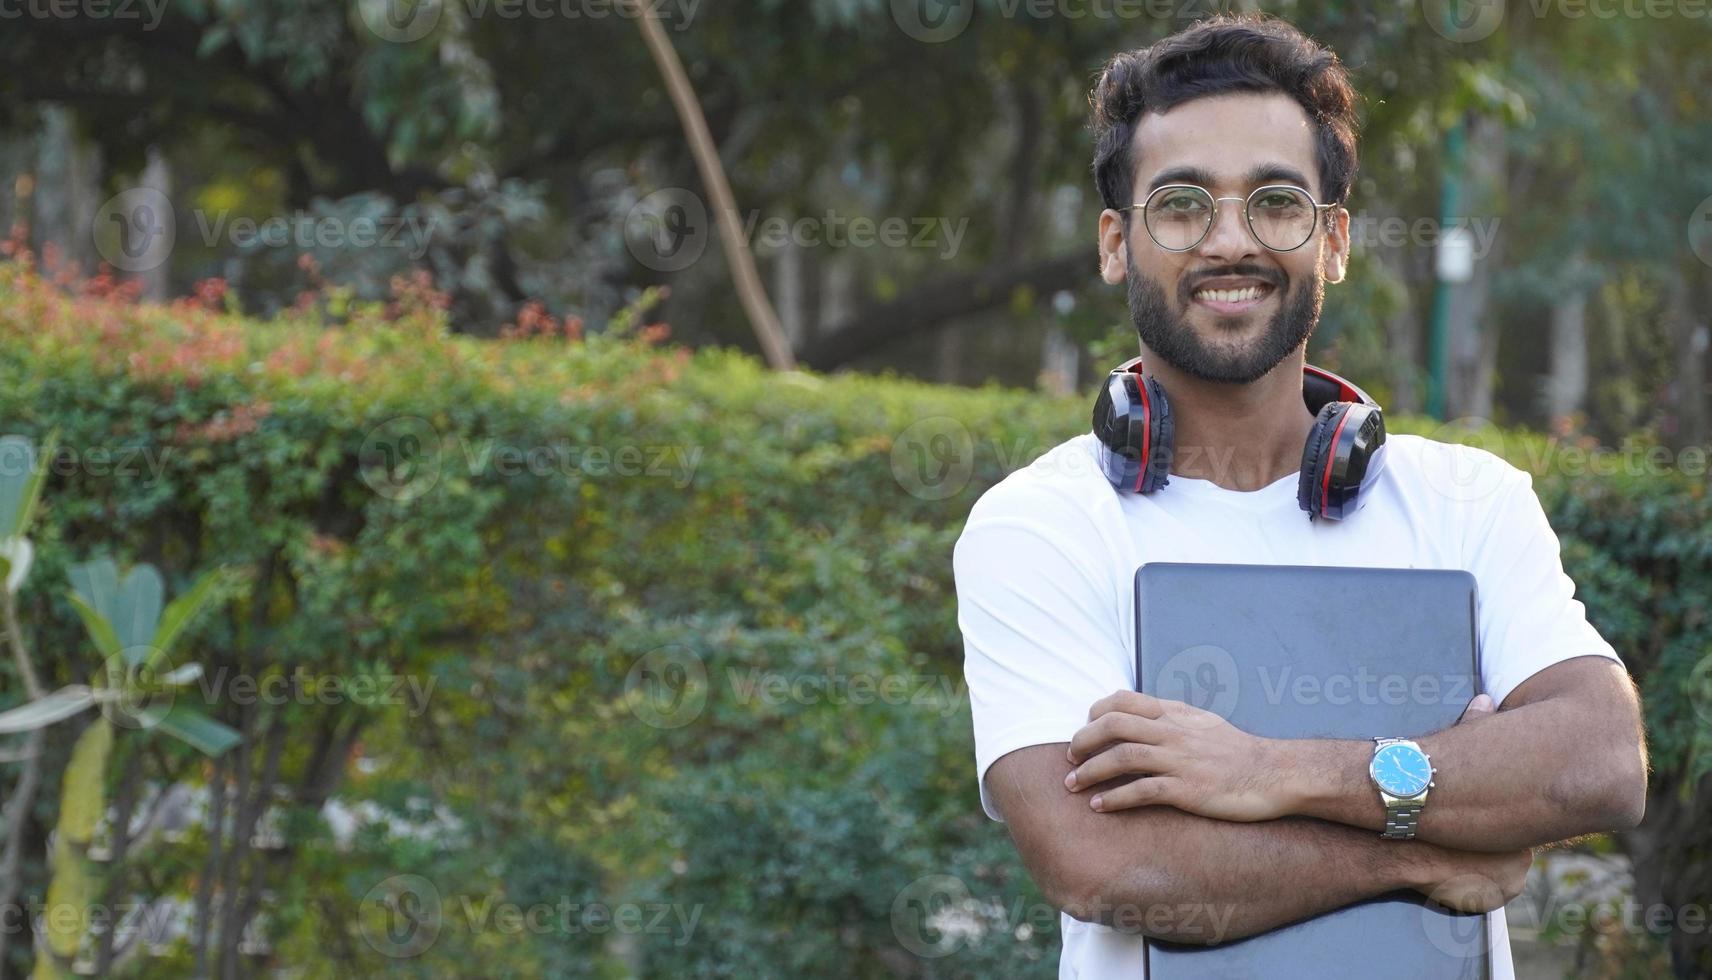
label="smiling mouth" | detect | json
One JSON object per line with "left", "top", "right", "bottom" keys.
{"left": 1191, "top": 282, "right": 1277, "bottom": 314}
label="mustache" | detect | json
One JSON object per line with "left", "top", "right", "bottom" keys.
{"left": 1181, "top": 264, "right": 1286, "bottom": 300}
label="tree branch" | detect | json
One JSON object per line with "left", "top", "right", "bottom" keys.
{"left": 798, "top": 250, "right": 1090, "bottom": 370}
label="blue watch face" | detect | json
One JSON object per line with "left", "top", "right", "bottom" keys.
{"left": 1371, "top": 744, "right": 1432, "bottom": 797}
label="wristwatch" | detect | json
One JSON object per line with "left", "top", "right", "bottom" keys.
{"left": 1369, "top": 737, "right": 1435, "bottom": 839}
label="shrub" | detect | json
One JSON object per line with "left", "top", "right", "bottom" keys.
{"left": 0, "top": 256, "right": 1705, "bottom": 977}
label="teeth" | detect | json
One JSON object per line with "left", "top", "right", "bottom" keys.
{"left": 1195, "top": 286, "right": 1268, "bottom": 303}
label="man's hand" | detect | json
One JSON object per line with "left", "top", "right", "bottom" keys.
{"left": 1064, "top": 690, "right": 1501, "bottom": 823}
{"left": 1063, "top": 690, "right": 1288, "bottom": 822}
{"left": 1408, "top": 845, "right": 1532, "bottom": 914}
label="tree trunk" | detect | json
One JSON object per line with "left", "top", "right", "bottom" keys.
{"left": 1666, "top": 263, "right": 1709, "bottom": 449}
{"left": 628, "top": 0, "right": 795, "bottom": 370}
{"left": 1446, "top": 115, "right": 1506, "bottom": 420}
{"left": 1545, "top": 251, "right": 1591, "bottom": 424}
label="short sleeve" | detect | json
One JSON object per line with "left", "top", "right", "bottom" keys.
{"left": 1465, "top": 467, "right": 1622, "bottom": 708}
{"left": 953, "top": 486, "right": 1130, "bottom": 822}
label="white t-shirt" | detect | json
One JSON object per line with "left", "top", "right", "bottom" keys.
{"left": 953, "top": 431, "right": 1622, "bottom": 980}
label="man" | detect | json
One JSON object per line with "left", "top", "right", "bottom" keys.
{"left": 952, "top": 15, "right": 1648, "bottom": 979}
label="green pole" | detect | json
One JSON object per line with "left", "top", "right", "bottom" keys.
{"left": 1426, "top": 119, "right": 1466, "bottom": 421}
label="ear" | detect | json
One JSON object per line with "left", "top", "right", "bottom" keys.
{"left": 1098, "top": 209, "right": 1131, "bottom": 285}
{"left": 1321, "top": 205, "right": 1352, "bottom": 284}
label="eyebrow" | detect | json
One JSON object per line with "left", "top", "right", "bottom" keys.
{"left": 1144, "top": 163, "right": 1315, "bottom": 196}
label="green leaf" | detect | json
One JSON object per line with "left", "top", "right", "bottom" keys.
{"left": 0, "top": 435, "right": 33, "bottom": 537}
{"left": 0, "top": 535, "right": 32, "bottom": 594}
{"left": 116, "top": 563, "right": 165, "bottom": 653}
{"left": 0, "top": 685, "right": 96, "bottom": 734}
{"left": 153, "top": 703, "right": 241, "bottom": 756}
{"left": 13, "top": 428, "right": 57, "bottom": 538}
{"left": 148, "top": 567, "right": 230, "bottom": 670}
{"left": 69, "top": 557, "right": 121, "bottom": 629}
{"left": 66, "top": 591, "right": 123, "bottom": 662}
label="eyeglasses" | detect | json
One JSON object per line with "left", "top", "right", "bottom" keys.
{"left": 1119, "top": 184, "right": 1340, "bottom": 253}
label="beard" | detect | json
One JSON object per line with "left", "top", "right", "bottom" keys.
{"left": 1125, "top": 254, "right": 1324, "bottom": 384}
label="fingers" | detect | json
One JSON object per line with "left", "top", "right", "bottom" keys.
{"left": 1086, "top": 689, "right": 1168, "bottom": 723}
{"left": 1457, "top": 693, "right": 1496, "bottom": 723}
{"left": 1065, "top": 739, "right": 1172, "bottom": 792}
{"left": 1084, "top": 775, "right": 1181, "bottom": 813}
{"left": 1066, "top": 710, "right": 1169, "bottom": 766}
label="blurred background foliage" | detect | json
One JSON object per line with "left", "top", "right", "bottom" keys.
{"left": 0, "top": 0, "right": 1709, "bottom": 977}
{"left": 0, "top": 0, "right": 1707, "bottom": 436}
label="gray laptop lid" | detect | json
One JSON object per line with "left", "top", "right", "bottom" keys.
{"left": 1134, "top": 562, "right": 1490, "bottom": 980}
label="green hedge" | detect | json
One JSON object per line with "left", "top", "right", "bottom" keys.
{"left": 0, "top": 259, "right": 1707, "bottom": 978}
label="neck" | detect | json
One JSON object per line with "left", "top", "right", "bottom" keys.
{"left": 1140, "top": 345, "right": 1319, "bottom": 492}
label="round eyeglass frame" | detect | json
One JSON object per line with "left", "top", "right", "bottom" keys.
{"left": 1119, "top": 183, "right": 1342, "bottom": 253}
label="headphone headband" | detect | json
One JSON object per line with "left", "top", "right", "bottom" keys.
{"left": 1092, "top": 357, "right": 1388, "bottom": 521}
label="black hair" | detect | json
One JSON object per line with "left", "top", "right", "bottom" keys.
{"left": 1090, "top": 14, "right": 1361, "bottom": 212}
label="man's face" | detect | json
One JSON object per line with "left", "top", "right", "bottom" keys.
{"left": 1098, "top": 92, "right": 1350, "bottom": 383}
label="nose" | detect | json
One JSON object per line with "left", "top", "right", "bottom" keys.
{"left": 1197, "top": 197, "right": 1263, "bottom": 264}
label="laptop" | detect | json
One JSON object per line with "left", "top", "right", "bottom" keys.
{"left": 1134, "top": 562, "right": 1491, "bottom": 980}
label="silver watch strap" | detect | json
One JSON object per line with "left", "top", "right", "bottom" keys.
{"left": 1381, "top": 803, "right": 1422, "bottom": 839}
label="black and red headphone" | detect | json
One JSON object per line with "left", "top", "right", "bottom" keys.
{"left": 1091, "top": 356, "right": 1388, "bottom": 521}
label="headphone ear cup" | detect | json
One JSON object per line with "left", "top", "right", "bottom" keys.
{"left": 1297, "top": 402, "right": 1344, "bottom": 519}
{"left": 1137, "top": 374, "right": 1173, "bottom": 494}
{"left": 1093, "top": 372, "right": 1145, "bottom": 491}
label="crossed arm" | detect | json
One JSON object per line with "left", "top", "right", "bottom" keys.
{"left": 989, "top": 654, "right": 1647, "bottom": 943}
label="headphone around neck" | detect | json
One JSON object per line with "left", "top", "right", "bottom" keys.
{"left": 1091, "top": 356, "right": 1388, "bottom": 522}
